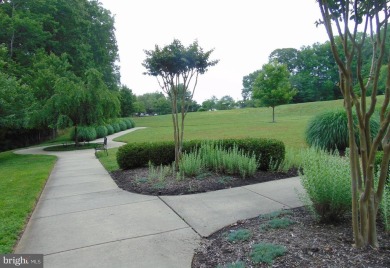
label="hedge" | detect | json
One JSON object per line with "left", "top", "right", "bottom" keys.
{"left": 117, "top": 138, "right": 285, "bottom": 171}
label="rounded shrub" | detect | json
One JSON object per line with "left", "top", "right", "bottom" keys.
{"left": 106, "top": 124, "right": 114, "bottom": 135}
{"left": 118, "top": 120, "right": 127, "bottom": 131}
{"left": 197, "top": 107, "right": 207, "bottom": 112}
{"left": 305, "top": 110, "right": 379, "bottom": 151}
{"left": 70, "top": 126, "right": 97, "bottom": 142}
{"left": 112, "top": 123, "right": 120, "bottom": 133}
{"left": 95, "top": 125, "right": 108, "bottom": 138}
{"left": 123, "top": 118, "right": 132, "bottom": 129}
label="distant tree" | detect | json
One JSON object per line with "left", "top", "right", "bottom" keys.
{"left": 241, "top": 70, "right": 261, "bottom": 101}
{"left": 252, "top": 62, "right": 296, "bottom": 122}
{"left": 119, "top": 86, "right": 135, "bottom": 117}
{"left": 137, "top": 92, "right": 170, "bottom": 115}
{"left": 202, "top": 96, "right": 218, "bottom": 110}
{"left": 143, "top": 39, "right": 218, "bottom": 170}
{"left": 268, "top": 48, "right": 299, "bottom": 74}
{"left": 216, "top": 95, "right": 235, "bottom": 110}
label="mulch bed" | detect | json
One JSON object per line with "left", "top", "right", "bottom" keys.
{"left": 192, "top": 207, "right": 390, "bottom": 268}
{"left": 109, "top": 167, "right": 390, "bottom": 267}
{"left": 110, "top": 168, "right": 298, "bottom": 195}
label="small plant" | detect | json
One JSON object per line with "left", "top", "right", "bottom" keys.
{"left": 216, "top": 261, "right": 245, "bottom": 268}
{"left": 148, "top": 162, "right": 172, "bottom": 182}
{"left": 179, "top": 149, "right": 204, "bottom": 177}
{"left": 259, "top": 210, "right": 291, "bottom": 220}
{"left": 276, "top": 147, "right": 303, "bottom": 172}
{"left": 299, "top": 147, "right": 351, "bottom": 222}
{"left": 227, "top": 229, "right": 252, "bottom": 242}
{"left": 250, "top": 243, "right": 286, "bottom": 265}
{"left": 260, "top": 218, "right": 295, "bottom": 231}
{"left": 380, "top": 184, "right": 390, "bottom": 232}
{"left": 136, "top": 177, "right": 148, "bottom": 184}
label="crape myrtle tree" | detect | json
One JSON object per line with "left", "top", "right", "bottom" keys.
{"left": 143, "top": 39, "right": 218, "bottom": 170}
{"left": 252, "top": 62, "right": 297, "bottom": 122}
{"left": 317, "top": 0, "right": 390, "bottom": 248}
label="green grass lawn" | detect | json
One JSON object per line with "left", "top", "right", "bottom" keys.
{"left": 116, "top": 98, "right": 349, "bottom": 148}
{"left": 0, "top": 151, "right": 57, "bottom": 253}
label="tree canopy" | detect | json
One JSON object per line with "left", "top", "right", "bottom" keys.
{"left": 252, "top": 62, "right": 296, "bottom": 122}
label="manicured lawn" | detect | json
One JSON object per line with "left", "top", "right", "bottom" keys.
{"left": 116, "top": 99, "right": 349, "bottom": 148}
{"left": 0, "top": 151, "right": 56, "bottom": 253}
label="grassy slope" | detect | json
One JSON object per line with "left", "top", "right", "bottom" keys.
{"left": 116, "top": 99, "right": 348, "bottom": 148}
{"left": 0, "top": 151, "right": 57, "bottom": 253}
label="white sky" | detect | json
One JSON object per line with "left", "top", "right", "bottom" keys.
{"left": 98, "top": 0, "right": 330, "bottom": 103}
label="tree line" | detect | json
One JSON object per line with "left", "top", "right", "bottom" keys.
{"left": 0, "top": 0, "right": 128, "bottom": 150}
{"left": 241, "top": 29, "right": 390, "bottom": 107}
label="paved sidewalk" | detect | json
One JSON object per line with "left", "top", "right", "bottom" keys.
{"left": 14, "top": 128, "right": 304, "bottom": 268}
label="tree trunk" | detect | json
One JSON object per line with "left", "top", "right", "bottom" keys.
{"left": 272, "top": 106, "right": 275, "bottom": 123}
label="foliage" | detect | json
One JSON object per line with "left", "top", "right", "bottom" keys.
{"left": 95, "top": 125, "right": 108, "bottom": 139}
{"left": 106, "top": 124, "right": 114, "bottom": 135}
{"left": 306, "top": 110, "right": 379, "bottom": 151}
{"left": 380, "top": 184, "right": 390, "bottom": 232}
{"left": 123, "top": 118, "right": 133, "bottom": 129}
{"left": 216, "top": 261, "right": 245, "bottom": 268}
{"left": 226, "top": 229, "right": 252, "bottom": 242}
{"left": 136, "top": 92, "right": 171, "bottom": 115}
{"left": 143, "top": 39, "right": 218, "bottom": 171}
{"left": 317, "top": 0, "right": 390, "bottom": 248}
{"left": 242, "top": 70, "right": 261, "bottom": 101}
{"left": 259, "top": 218, "right": 295, "bottom": 231}
{"left": 0, "top": 151, "right": 56, "bottom": 253}
{"left": 111, "top": 123, "right": 120, "bottom": 133}
{"left": 118, "top": 120, "right": 127, "bottom": 131}
{"left": 116, "top": 138, "right": 285, "bottom": 171}
{"left": 299, "top": 148, "right": 351, "bottom": 222}
{"left": 250, "top": 243, "right": 287, "bottom": 265}
{"left": 70, "top": 126, "right": 97, "bottom": 142}
{"left": 252, "top": 61, "right": 297, "bottom": 122}
{"left": 179, "top": 149, "right": 204, "bottom": 177}
{"left": 120, "top": 86, "right": 136, "bottom": 117}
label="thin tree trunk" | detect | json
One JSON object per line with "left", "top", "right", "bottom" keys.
{"left": 272, "top": 107, "right": 275, "bottom": 123}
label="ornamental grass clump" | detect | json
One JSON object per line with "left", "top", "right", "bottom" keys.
{"left": 250, "top": 243, "right": 286, "bottom": 265}
{"left": 299, "top": 148, "right": 351, "bottom": 222}
{"left": 179, "top": 149, "right": 204, "bottom": 178}
{"left": 196, "top": 141, "right": 258, "bottom": 179}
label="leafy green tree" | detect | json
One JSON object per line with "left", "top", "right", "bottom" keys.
{"left": 241, "top": 70, "right": 261, "bottom": 101}
{"left": 143, "top": 39, "right": 218, "bottom": 170}
{"left": 119, "top": 86, "right": 135, "bottom": 117}
{"left": 216, "top": 95, "right": 235, "bottom": 110}
{"left": 46, "top": 68, "right": 120, "bottom": 145}
{"left": 202, "top": 96, "right": 218, "bottom": 110}
{"left": 252, "top": 62, "right": 296, "bottom": 122}
{"left": 317, "top": 0, "right": 390, "bottom": 248}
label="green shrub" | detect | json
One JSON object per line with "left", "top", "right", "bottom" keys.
{"left": 227, "top": 229, "right": 252, "bottom": 242}
{"left": 116, "top": 138, "right": 285, "bottom": 171}
{"left": 128, "top": 118, "right": 135, "bottom": 127}
{"left": 299, "top": 148, "right": 351, "bottom": 222}
{"left": 380, "top": 184, "right": 390, "bottom": 232}
{"left": 106, "top": 124, "right": 114, "bottom": 135}
{"left": 70, "top": 126, "right": 97, "bottom": 142}
{"left": 305, "top": 110, "right": 379, "bottom": 151}
{"left": 118, "top": 120, "right": 127, "bottom": 131}
{"left": 197, "top": 107, "right": 207, "bottom": 112}
{"left": 112, "top": 123, "right": 120, "bottom": 133}
{"left": 95, "top": 125, "right": 108, "bottom": 138}
{"left": 123, "top": 118, "right": 133, "bottom": 129}
{"left": 375, "top": 151, "right": 390, "bottom": 184}
{"left": 260, "top": 218, "right": 295, "bottom": 231}
{"left": 179, "top": 149, "right": 204, "bottom": 178}
{"left": 250, "top": 243, "right": 286, "bottom": 265}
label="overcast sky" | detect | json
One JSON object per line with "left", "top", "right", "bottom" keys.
{"left": 98, "top": 0, "right": 330, "bottom": 103}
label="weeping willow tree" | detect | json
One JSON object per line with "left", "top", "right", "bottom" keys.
{"left": 143, "top": 39, "right": 218, "bottom": 170}
{"left": 317, "top": 0, "right": 390, "bottom": 248}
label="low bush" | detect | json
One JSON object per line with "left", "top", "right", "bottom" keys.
{"left": 118, "top": 120, "right": 127, "bottom": 131}
{"left": 95, "top": 125, "right": 108, "bottom": 138}
{"left": 380, "top": 184, "right": 390, "bottom": 232}
{"left": 299, "top": 148, "right": 351, "bottom": 222}
{"left": 305, "top": 110, "right": 379, "bottom": 151}
{"left": 106, "top": 124, "right": 114, "bottom": 135}
{"left": 116, "top": 138, "right": 285, "bottom": 171}
{"left": 70, "top": 126, "right": 97, "bottom": 142}
{"left": 112, "top": 123, "right": 120, "bottom": 133}
{"left": 123, "top": 118, "right": 133, "bottom": 129}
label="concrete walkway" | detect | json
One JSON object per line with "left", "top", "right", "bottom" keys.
{"left": 14, "top": 127, "right": 304, "bottom": 268}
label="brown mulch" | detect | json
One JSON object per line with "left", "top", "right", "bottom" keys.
{"left": 192, "top": 207, "right": 390, "bottom": 268}
{"left": 110, "top": 168, "right": 298, "bottom": 195}
{"left": 109, "top": 168, "right": 390, "bottom": 267}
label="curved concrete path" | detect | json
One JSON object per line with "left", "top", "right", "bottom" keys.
{"left": 14, "top": 127, "right": 304, "bottom": 268}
